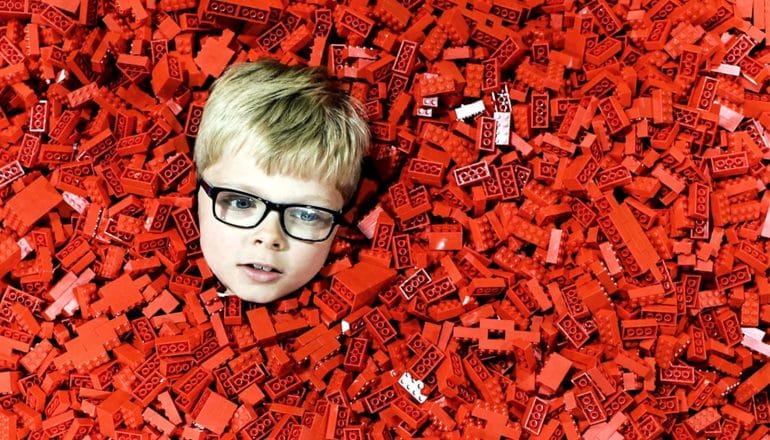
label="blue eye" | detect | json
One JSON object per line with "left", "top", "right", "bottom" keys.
{"left": 233, "top": 198, "right": 254, "bottom": 209}
{"left": 220, "top": 195, "right": 257, "bottom": 210}
{"left": 295, "top": 210, "right": 320, "bottom": 222}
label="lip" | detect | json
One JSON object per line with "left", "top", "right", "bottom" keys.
{"left": 239, "top": 263, "right": 283, "bottom": 283}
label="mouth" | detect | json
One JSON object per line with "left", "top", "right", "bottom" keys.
{"left": 239, "top": 263, "right": 283, "bottom": 283}
{"left": 239, "top": 263, "right": 283, "bottom": 273}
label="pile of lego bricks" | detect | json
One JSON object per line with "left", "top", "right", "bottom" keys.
{"left": 1, "top": 0, "right": 770, "bottom": 438}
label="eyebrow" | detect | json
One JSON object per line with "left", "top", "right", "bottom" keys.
{"left": 217, "top": 181, "right": 337, "bottom": 208}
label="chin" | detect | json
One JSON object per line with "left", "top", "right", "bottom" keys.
{"left": 238, "top": 286, "right": 296, "bottom": 304}
{"left": 235, "top": 291, "right": 275, "bottom": 304}
{"left": 243, "top": 297, "right": 272, "bottom": 304}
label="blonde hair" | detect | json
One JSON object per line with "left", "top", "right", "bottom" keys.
{"left": 193, "top": 58, "right": 370, "bottom": 205}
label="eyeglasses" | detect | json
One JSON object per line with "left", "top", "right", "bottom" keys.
{"left": 198, "top": 179, "right": 343, "bottom": 242}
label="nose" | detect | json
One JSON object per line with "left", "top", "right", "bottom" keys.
{"left": 250, "top": 210, "right": 287, "bottom": 250}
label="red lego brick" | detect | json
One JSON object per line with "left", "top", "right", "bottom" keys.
{"left": 419, "top": 25, "right": 447, "bottom": 61}
{"left": 364, "top": 306, "right": 397, "bottom": 346}
{"left": 709, "top": 151, "right": 750, "bottom": 178}
{"left": 392, "top": 40, "right": 418, "bottom": 76}
{"left": 189, "top": 388, "right": 237, "bottom": 434}
{"left": 199, "top": 0, "right": 269, "bottom": 24}
{"left": 343, "top": 337, "right": 369, "bottom": 372}
{"left": 453, "top": 161, "right": 491, "bottom": 187}
{"left": 338, "top": 7, "right": 375, "bottom": 39}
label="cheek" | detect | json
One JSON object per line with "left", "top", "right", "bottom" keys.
{"left": 292, "top": 242, "right": 333, "bottom": 276}
{"left": 198, "top": 207, "right": 234, "bottom": 260}
{"left": 197, "top": 207, "right": 213, "bottom": 246}
{"left": 199, "top": 223, "right": 219, "bottom": 261}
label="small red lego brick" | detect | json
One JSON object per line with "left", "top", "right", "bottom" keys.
{"left": 0, "top": 159, "right": 24, "bottom": 191}
{"left": 189, "top": 388, "right": 237, "bottom": 434}
{"left": 36, "top": 5, "right": 76, "bottom": 35}
{"left": 184, "top": 103, "right": 205, "bottom": 137}
{"left": 722, "top": 33, "right": 755, "bottom": 65}
{"left": 491, "top": 35, "right": 526, "bottom": 70}
{"left": 343, "top": 337, "right": 369, "bottom": 372}
{"left": 437, "top": 7, "right": 470, "bottom": 45}
{"left": 595, "top": 164, "right": 632, "bottom": 191}
{"left": 246, "top": 307, "right": 277, "bottom": 346}
{"left": 5, "top": 176, "right": 63, "bottom": 235}
{"left": 202, "top": 0, "right": 270, "bottom": 24}
{"left": 0, "top": 35, "right": 25, "bottom": 65}
{"left": 28, "top": 100, "right": 48, "bottom": 133}
{"left": 390, "top": 234, "right": 414, "bottom": 270}
{"left": 521, "top": 396, "right": 549, "bottom": 435}
{"left": 116, "top": 54, "right": 151, "bottom": 83}
{"left": 709, "top": 151, "right": 750, "bottom": 178}
{"left": 407, "top": 343, "right": 444, "bottom": 381}
{"left": 193, "top": 33, "right": 235, "bottom": 78}
{"left": 405, "top": 158, "right": 445, "bottom": 187}
{"left": 453, "top": 161, "right": 491, "bottom": 187}
{"left": 120, "top": 167, "right": 159, "bottom": 198}
{"left": 331, "top": 262, "right": 397, "bottom": 310}
{"left": 151, "top": 54, "right": 185, "bottom": 101}
{"left": 475, "top": 116, "right": 496, "bottom": 153}
{"left": 258, "top": 22, "right": 289, "bottom": 52}
{"left": 397, "top": 268, "right": 430, "bottom": 301}
{"left": 390, "top": 40, "right": 418, "bottom": 76}
{"left": 597, "top": 95, "right": 630, "bottom": 135}
{"left": 419, "top": 25, "right": 447, "bottom": 61}
{"left": 480, "top": 58, "right": 500, "bottom": 93}
{"left": 338, "top": 7, "right": 375, "bottom": 39}
{"left": 364, "top": 306, "right": 397, "bottom": 346}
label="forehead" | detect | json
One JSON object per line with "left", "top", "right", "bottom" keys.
{"left": 202, "top": 151, "right": 343, "bottom": 208}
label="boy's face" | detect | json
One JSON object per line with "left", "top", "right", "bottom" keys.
{"left": 197, "top": 148, "right": 344, "bottom": 303}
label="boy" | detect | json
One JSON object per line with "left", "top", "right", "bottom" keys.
{"left": 193, "top": 58, "right": 370, "bottom": 304}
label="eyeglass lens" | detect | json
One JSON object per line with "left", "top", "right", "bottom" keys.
{"left": 214, "top": 190, "right": 335, "bottom": 240}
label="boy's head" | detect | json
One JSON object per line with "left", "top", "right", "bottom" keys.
{"left": 193, "top": 58, "right": 369, "bottom": 303}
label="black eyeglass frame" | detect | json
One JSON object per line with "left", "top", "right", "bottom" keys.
{"left": 197, "top": 178, "right": 344, "bottom": 242}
